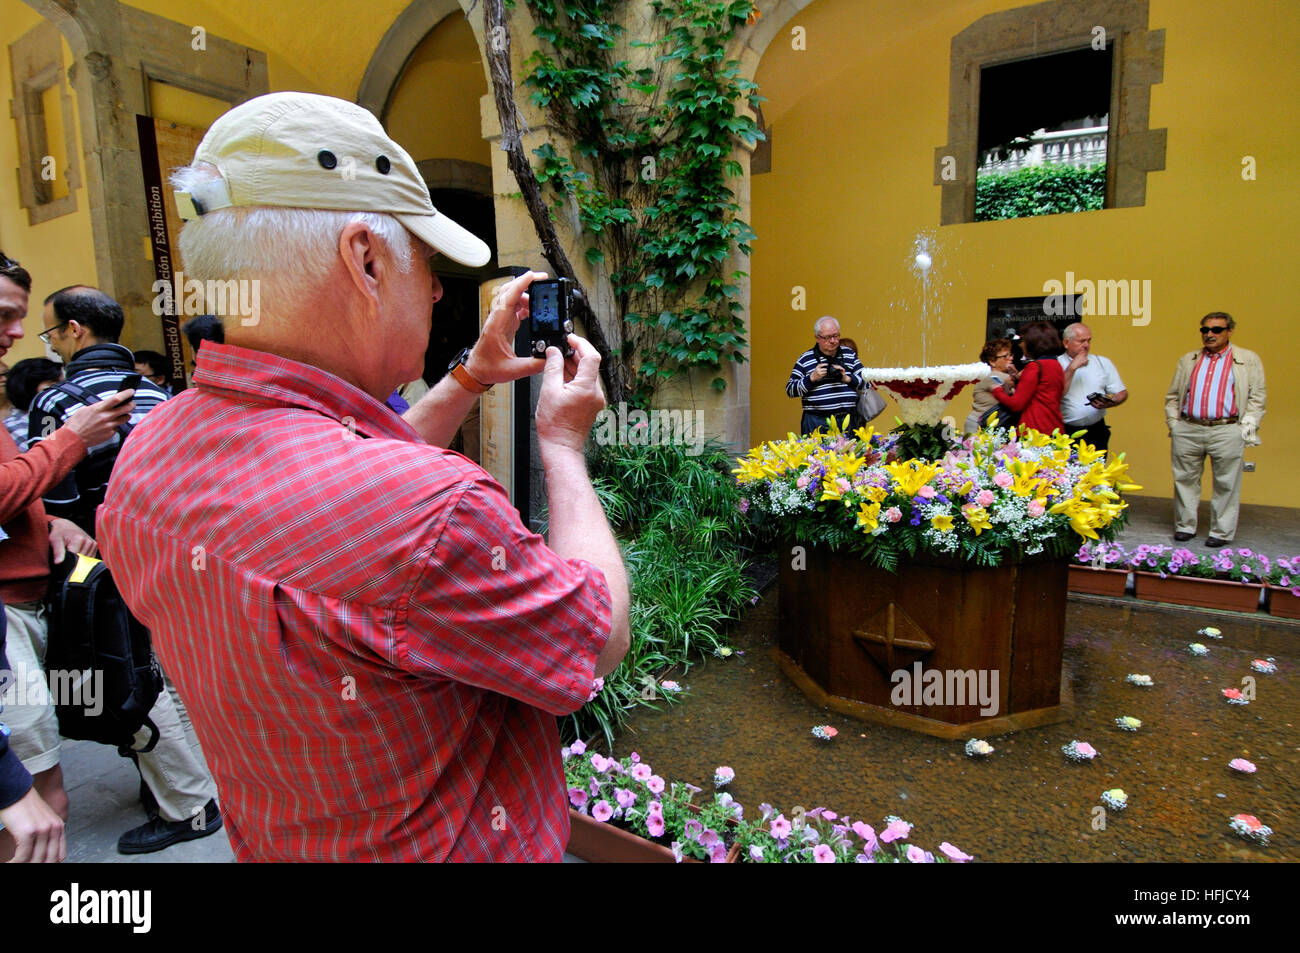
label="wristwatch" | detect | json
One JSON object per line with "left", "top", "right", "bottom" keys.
{"left": 448, "top": 347, "right": 491, "bottom": 394}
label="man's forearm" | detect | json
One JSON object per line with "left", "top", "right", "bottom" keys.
{"left": 402, "top": 375, "right": 480, "bottom": 447}
{"left": 540, "top": 445, "right": 631, "bottom": 678}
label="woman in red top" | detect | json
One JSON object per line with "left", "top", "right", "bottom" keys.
{"left": 992, "top": 322, "right": 1065, "bottom": 435}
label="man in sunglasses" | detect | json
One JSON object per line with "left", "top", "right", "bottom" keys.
{"left": 1164, "top": 312, "right": 1266, "bottom": 547}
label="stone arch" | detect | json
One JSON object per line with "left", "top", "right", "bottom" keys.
{"left": 357, "top": 0, "right": 486, "bottom": 121}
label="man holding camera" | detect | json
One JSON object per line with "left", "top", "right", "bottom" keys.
{"left": 1058, "top": 322, "right": 1127, "bottom": 451}
{"left": 786, "top": 316, "right": 868, "bottom": 434}
{"left": 97, "top": 92, "right": 630, "bottom": 862}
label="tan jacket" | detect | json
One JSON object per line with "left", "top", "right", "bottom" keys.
{"left": 1164, "top": 345, "right": 1266, "bottom": 443}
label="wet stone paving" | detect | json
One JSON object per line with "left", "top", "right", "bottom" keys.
{"left": 611, "top": 585, "right": 1297, "bottom": 862}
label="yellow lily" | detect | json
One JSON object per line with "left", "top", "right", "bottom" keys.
{"left": 885, "top": 459, "right": 944, "bottom": 498}
{"left": 962, "top": 504, "right": 993, "bottom": 535}
{"left": 856, "top": 501, "right": 882, "bottom": 532}
{"left": 931, "top": 514, "right": 955, "bottom": 532}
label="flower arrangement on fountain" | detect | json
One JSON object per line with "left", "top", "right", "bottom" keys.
{"left": 733, "top": 417, "right": 1139, "bottom": 569}
{"left": 860, "top": 363, "right": 989, "bottom": 426}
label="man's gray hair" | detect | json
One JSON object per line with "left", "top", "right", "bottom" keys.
{"left": 814, "top": 315, "right": 839, "bottom": 335}
{"left": 169, "top": 162, "right": 413, "bottom": 314}
{"left": 1063, "top": 322, "right": 1089, "bottom": 341}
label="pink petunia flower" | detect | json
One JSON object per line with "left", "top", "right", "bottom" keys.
{"left": 770, "top": 815, "right": 793, "bottom": 840}
{"left": 591, "top": 800, "right": 613, "bottom": 823}
{"left": 683, "top": 818, "right": 703, "bottom": 842}
{"left": 646, "top": 813, "right": 665, "bottom": 838}
{"left": 880, "top": 818, "right": 913, "bottom": 843}
{"left": 631, "top": 764, "right": 653, "bottom": 782}
{"left": 700, "top": 828, "right": 722, "bottom": 849}
{"left": 647, "top": 775, "right": 666, "bottom": 795}
{"left": 568, "top": 788, "right": 588, "bottom": 809}
{"left": 749, "top": 845, "right": 764, "bottom": 862}
{"left": 906, "top": 845, "right": 931, "bottom": 863}
{"left": 852, "top": 821, "right": 878, "bottom": 853}
{"left": 586, "top": 676, "right": 604, "bottom": 702}
{"left": 939, "top": 842, "right": 974, "bottom": 863}
{"left": 590, "top": 754, "right": 610, "bottom": 773}
{"left": 615, "top": 788, "right": 637, "bottom": 809}
{"left": 648, "top": 799, "right": 663, "bottom": 818}
{"left": 813, "top": 844, "right": 835, "bottom": 863}
{"left": 569, "top": 739, "right": 586, "bottom": 756}
{"left": 709, "top": 843, "right": 729, "bottom": 863}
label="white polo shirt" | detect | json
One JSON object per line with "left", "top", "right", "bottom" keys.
{"left": 1058, "top": 352, "right": 1125, "bottom": 427}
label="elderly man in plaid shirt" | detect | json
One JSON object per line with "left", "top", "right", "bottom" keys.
{"left": 98, "top": 93, "right": 630, "bottom": 862}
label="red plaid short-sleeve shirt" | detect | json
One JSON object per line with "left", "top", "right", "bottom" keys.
{"left": 97, "top": 343, "right": 611, "bottom": 861}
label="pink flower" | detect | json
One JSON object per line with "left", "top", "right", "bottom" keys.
{"left": 631, "top": 764, "right": 653, "bottom": 782}
{"left": 822, "top": 810, "right": 838, "bottom": 821}
{"left": 796, "top": 476, "right": 810, "bottom": 489}
{"left": 591, "top": 800, "right": 613, "bottom": 822}
{"left": 917, "top": 485, "right": 936, "bottom": 499}
{"left": 880, "top": 818, "right": 912, "bottom": 843}
{"left": 737, "top": 498, "right": 750, "bottom": 514}
{"left": 993, "top": 471, "right": 1013, "bottom": 488}
{"left": 709, "top": 843, "right": 729, "bottom": 863}
{"left": 813, "top": 844, "right": 835, "bottom": 863}
{"left": 837, "top": 478, "right": 851, "bottom": 493}
{"left": 568, "top": 787, "right": 588, "bottom": 809}
{"left": 615, "top": 788, "right": 637, "bottom": 809}
{"left": 749, "top": 845, "right": 764, "bottom": 862}
{"left": 700, "top": 828, "right": 722, "bottom": 848}
{"left": 770, "top": 815, "right": 793, "bottom": 840}
{"left": 588, "top": 777, "right": 601, "bottom": 797}
{"left": 590, "top": 754, "right": 610, "bottom": 773}
{"left": 646, "top": 813, "right": 665, "bottom": 838}
{"left": 1229, "top": 758, "right": 1257, "bottom": 774}
{"left": 569, "top": 739, "right": 586, "bottom": 756}
{"left": 906, "top": 845, "right": 931, "bottom": 863}
{"left": 586, "top": 676, "right": 604, "bottom": 702}
{"left": 976, "top": 489, "right": 995, "bottom": 507}
{"left": 683, "top": 818, "right": 703, "bottom": 842}
{"left": 648, "top": 799, "right": 663, "bottom": 818}
{"left": 851, "top": 821, "right": 878, "bottom": 853}
{"left": 1027, "top": 499, "right": 1045, "bottom": 517}
{"left": 713, "top": 766, "right": 735, "bottom": 787}
{"left": 647, "top": 775, "right": 665, "bottom": 795}
{"left": 884, "top": 506, "right": 902, "bottom": 523}
{"left": 628, "top": 751, "right": 640, "bottom": 763}
{"left": 939, "top": 842, "right": 974, "bottom": 863}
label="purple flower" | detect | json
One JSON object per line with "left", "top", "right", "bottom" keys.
{"left": 880, "top": 818, "right": 912, "bottom": 843}
{"left": 646, "top": 813, "right": 665, "bottom": 838}
{"left": 770, "top": 815, "right": 792, "bottom": 840}
{"left": 631, "top": 764, "right": 652, "bottom": 782}
{"left": 568, "top": 787, "right": 588, "bottom": 810}
{"left": 591, "top": 800, "right": 613, "bottom": 823}
{"left": 670, "top": 841, "right": 683, "bottom": 863}
{"left": 614, "top": 788, "right": 637, "bottom": 810}
{"left": 647, "top": 775, "right": 665, "bottom": 795}
{"left": 590, "top": 753, "right": 610, "bottom": 773}
{"left": 708, "top": 843, "right": 729, "bottom": 863}
{"left": 588, "top": 777, "right": 601, "bottom": 797}
{"left": 700, "top": 828, "right": 722, "bottom": 849}
{"left": 906, "top": 845, "right": 933, "bottom": 863}
{"left": 749, "top": 845, "right": 765, "bottom": 862}
{"left": 813, "top": 844, "right": 835, "bottom": 863}
{"left": 684, "top": 818, "right": 704, "bottom": 842}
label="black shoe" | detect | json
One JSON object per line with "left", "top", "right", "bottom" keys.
{"left": 1205, "top": 537, "right": 1229, "bottom": 548}
{"left": 117, "top": 799, "right": 222, "bottom": 855}
{"left": 1174, "top": 532, "right": 1194, "bottom": 542}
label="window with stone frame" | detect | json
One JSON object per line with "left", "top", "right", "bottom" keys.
{"left": 934, "top": 0, "right": 1166, "bottom": 226}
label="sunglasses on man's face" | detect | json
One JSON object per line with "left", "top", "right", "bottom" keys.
{"left": 1200, "top": 326, "right": 1229, "bottom": 335}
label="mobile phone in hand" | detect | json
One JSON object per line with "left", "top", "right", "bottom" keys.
{"left": 528, "top": 278, "right": 575, "bottom": 358}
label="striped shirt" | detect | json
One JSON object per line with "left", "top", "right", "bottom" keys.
{"left": 28, "top": 343, "right": 170, "bottom": 533}
{"left": 1182, "top": 346, "right": 1237, "bottom": 420}
{"left": 786, "top": 346, "right": 866, "bottom": 414}
{"left": 97, "top": 342, "right": 611, "bottom": 862}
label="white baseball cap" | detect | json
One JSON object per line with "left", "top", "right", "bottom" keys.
{"left": 174, "top": 91, "right": 491, "bottom": 268}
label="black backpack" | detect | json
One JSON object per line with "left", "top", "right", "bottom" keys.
{"left": 44, "top": 551, "right": 162, "bottom": 752}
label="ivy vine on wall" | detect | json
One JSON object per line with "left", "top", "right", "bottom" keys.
{"left": 521, "top": 0, "right": 763, "bottom": 405}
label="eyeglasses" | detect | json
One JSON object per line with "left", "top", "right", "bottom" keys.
{"left": 1200, "top": 326, "right": 1229, "bottom": 335}
{"left": 38, "top": 321, "right": 69, "bottom": 343}
{"left": 816, "top": 333, "right": 840, "bottom": 341}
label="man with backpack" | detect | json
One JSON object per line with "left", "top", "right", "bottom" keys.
{"left": 19, "top": 280, "right": 221, "bottom": 854}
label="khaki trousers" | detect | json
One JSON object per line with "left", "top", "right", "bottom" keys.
{"left": 1170, "top": 419, "right": 1245, "bottom": 541}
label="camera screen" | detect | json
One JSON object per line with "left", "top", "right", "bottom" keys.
{"left": 531, "top": 282, "right": 560, "bottom": 332}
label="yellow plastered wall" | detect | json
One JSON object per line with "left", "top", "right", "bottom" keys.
{"left": 386, "top": 12, "right": 490, "bottom": 165}
{"left": 0, "top": 5, "right": 99, "bottom": 363}
{"left": 751, "top": 0, "right": 1299, "bottom": 506}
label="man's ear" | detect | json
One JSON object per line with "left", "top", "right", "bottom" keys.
{"left": 338, "top": 221, "right": 383, "bottom": 307}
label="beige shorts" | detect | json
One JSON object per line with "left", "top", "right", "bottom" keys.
{"left": 1, "top": 602, "right": 61, "bottom": 774}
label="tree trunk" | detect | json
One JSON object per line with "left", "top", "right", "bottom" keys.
{"left": 482, "top": 0, "right": 624, "bottom": 403}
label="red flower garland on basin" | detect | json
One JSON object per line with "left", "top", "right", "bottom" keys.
{"left": 874, "top": 377, "right": 981, "bottom": 400}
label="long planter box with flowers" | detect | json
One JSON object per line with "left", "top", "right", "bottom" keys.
{"left": 1132, "top": 572, "right": 1263, "bottom": 613}
{"left": 1067, "top": 564, "right": 1130, "bottom": 597}
{"left": 1268, "top": 587, "right": 1300, "bottom": 620}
